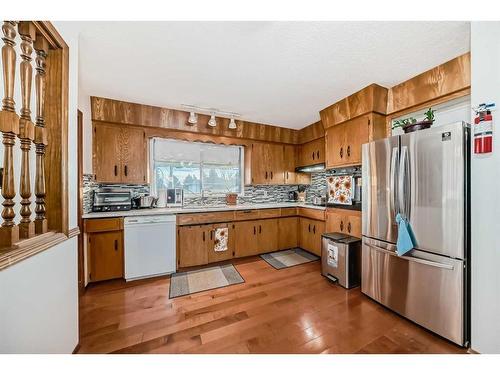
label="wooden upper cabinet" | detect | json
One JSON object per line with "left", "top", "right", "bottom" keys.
{"left": 93, "top": 123, "right": 147, "bottom": 184}
{"left": 120, "top": 126, "right": 147, "bottom": 184}
{"left": 93, "top": 124, "right": 122, "bottom": 183}
{"left": 298, "top": 138, "right": 325, "bottom": 167}
{"left": 325, "top": 114, "right": 382, "bottom": 168}
{"left": 283, "top": 144, "right": 297, "bottom": 185}
{"left": 250, "top": 143, "right": 285, "bottom": 185}
{"left": 269, "top": 144, "right": 285, "bottom": 185}
{"left": 325, "top": 123, "right": 345, "bottom": 168}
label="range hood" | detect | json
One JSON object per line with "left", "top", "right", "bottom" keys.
{"left": 295, "top": 163, "right": 326, "bottom": 173}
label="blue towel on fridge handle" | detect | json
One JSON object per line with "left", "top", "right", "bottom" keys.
{"left": 395, "top": 213, "right": 416, "bottom": 256}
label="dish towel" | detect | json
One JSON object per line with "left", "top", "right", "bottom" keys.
{"left": 214, "top": 227, "right": 228, "bottom": 252}
{"left": 395, "top": 213, "right": 416, "bottom": 256}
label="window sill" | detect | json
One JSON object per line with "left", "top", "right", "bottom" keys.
{"left": 0, "top": 229, "right": 79, "bottom": 271}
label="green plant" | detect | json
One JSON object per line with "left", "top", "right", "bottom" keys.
{"left": 392, "top": 107, "right": 435, "bottom": 130}
{"left": 424, "top": 107, "right": 435, "bottom": 122}
{"left": 392, "top": 117, "right": 417, "bottom": 129}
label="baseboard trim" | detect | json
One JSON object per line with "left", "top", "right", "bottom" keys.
{"left": 72, "top": 342, "right": 80, "bottom": 354}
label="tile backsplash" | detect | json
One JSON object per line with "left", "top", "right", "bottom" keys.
{"left": 82, "top": 170, "right": 345, "bottom": 213}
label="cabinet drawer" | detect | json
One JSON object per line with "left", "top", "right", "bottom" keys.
{"left": 84, "top": 218, "right": 123, "bottom": 233}
{"left": 298, "top": 207, "right": 325, "bottom": 221}
{"left": 234, "top": 209, "right": 261, "bottom": 221}
{"left": 281, "top": 207, "right": 298, "bottom": 217}
{"left": 259, "top": 208, "right": 281, "bottom": 219}
{"left": 177, "top": 211, "right": 235, "bottom": 225}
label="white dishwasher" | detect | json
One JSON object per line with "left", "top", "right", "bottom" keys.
{"left": 124, "top": 215, "right": 176, "bottom": 281}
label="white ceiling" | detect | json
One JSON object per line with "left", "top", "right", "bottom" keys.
{"left": 75, "top": 21, "right": 470, "bottom": 129}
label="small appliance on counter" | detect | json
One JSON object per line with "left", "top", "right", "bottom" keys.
{"left": 321, "top": 232, "right": 361, "bottom": 289}
{"left": 288, "top": 190, "right": 298, "bottom": 202}
{"left": 92, "top": 189, "right": 132, "bottom": 212}
{"left": 297, "top": 185, "right": 306, "bottom": 203}
{"left": 132, "top": 195, "right": 158, "bottom": 209}
{"left": 167, "top": 188, "right": 184, "bottom": 207}
{"left": 312, "top": 196, "right": 326, "bottom": 206}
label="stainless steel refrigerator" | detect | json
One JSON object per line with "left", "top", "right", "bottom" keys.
{"left": 361, "top": 121, "right": 470, "bottom": 346}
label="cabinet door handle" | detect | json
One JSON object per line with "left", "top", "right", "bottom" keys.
{"left": 124, "top": 165, "right": 128, "bottom": 176}
{"left": 313, "top": 225, "right": 316, "bottom": 234}
{"left": 340, "top": 147, "right": 343, "bottom": 159}
{"left": 308, "top": 224, "right": 311, "bottom": 232}
{"left": 203, "top": 231, "right": 205, "bottom": 241}
{"left": 270, "top": 171, "right": 273, "bottom": 179}
{"left": 210, "top": 230, "right": 213, "bottom": 240}
{"left": 114, "top": 165, "right": 118, "bottom": 176}
{"left": 254, "top": 226, "right": 256, "bottom": 235}
{"left": 347, "top": 145, "right": 351, "bottom": 157}
{"left": 286, "top": 171, "right": 289, "bottom": 179}
{"left": 114, "top": 239, "right": 118, "bottom": 251}
{"left": 340, "top": 220, "right": 344, "bottom": 232}
{"left": 317, "top": 150, "right": 320, "bottom": 159}
{"left": 347, "top": 222, "right": 351, "bottom": 233}
{"left": 265, "top": 171, "right": 268, "bottom": 179}
{"left": 259, "top": 225, "right": 262, "bottom": 234}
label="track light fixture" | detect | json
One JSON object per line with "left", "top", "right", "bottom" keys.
{"left": 181, "top": 104, "right": 241, "bottom": 129}
{"left": 187, "top": 112, "right": 198, "bottom": 125}
{"left": 208, "top": 113, "right": 217, "bottom": 127}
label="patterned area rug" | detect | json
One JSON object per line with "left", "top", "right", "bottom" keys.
{"left": 169, "top": 264, "right": 244, "bottom": 298}
{"left": 260, "top": 248, "right": 320, "bottom": 269}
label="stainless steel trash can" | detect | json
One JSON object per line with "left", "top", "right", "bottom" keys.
{"left": 321, "top": 232, "right": 361, "bottom": 289}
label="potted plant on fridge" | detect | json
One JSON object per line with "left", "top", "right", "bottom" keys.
{"left": 392, "top": 107, "right": 435, "bottom": 133}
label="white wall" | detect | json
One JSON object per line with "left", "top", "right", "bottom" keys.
{"left": 0, "top": 237, "right": 78, "bottom": 353}
{"left": 0, "top": 22, "right": 80, "bottom": 353}
{"left": 470, "top": 21, "right": 500, "bottom": 353}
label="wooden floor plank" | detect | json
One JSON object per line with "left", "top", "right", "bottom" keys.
{"left": 78, "top": 256, "right": 467, "bottom": 354}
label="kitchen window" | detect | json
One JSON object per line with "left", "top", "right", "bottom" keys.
{"left": 150, "top": 138, "right": 244, "bottom": 196}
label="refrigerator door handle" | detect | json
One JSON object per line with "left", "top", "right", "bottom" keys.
{"left": 367, "top": 243, "right": 454, "bottom": 270}
{"left": 398, "top": 146, "right": 410, "bottom": 220}
{"left": 390, "top": 147, "right": 399, "bottom": 217}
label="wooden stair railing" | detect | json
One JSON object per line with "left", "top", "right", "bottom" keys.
{"left": 34, "top": 33, "right": 48, "bottom": 235}
{"left": 18, "top": 21, "right": 36, "bottom": 239}
{"left": 0, "top": 21, "right": 20, "bottom": 248}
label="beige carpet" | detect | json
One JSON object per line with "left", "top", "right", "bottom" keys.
{"left": 169, "top": 264, "right": 244, "bottom": 298}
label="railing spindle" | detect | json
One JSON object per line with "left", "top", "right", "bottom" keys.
{"left": 18, "top": 22, "right": 36, "bottom": 238}
{"left": 33, "top": 35, "right": 48, "bottom": 234}
{"left": 0, "top": 21, "right": 20, "bottom": 247}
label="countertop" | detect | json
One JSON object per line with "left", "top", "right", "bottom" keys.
{"left": 82, "top": 202, "right": 327, "bottom": 219}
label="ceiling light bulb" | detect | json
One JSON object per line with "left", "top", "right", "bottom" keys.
{"left": 188, "top": 112, "right": 197, "bottom": 125}
{"left": 228, "top": 117, "right": 237, "bottom": 129}
{"left": 208, "top": 114, "right": 217, "bottom": 127}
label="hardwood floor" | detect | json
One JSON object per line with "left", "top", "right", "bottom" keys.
{"left": 77, "top": 256, "right": 467, "bottom": 354}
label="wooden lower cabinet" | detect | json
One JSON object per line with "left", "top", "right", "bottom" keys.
{"left": 298, "top": 217, "right": 325, "bottom": 256}
{"left": 234, "top": 220, "right": 260, "bottom": 258}
{"left": 178, "top": 224, "right": 210, "bottom": 267}
{"left": 278, "top": 217, "right": 298, "bottom": 250}
{"left": 88, "top": 230, "right": 124, "bottom": 282}
{"left": 207, "top": 223, "right": 235, "bottom": 263}
{"left": 234, "top": 218, "right": 278, "bottom": 257}
{"left": 326, "top": 208, "right": 362, "bottom": 238}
